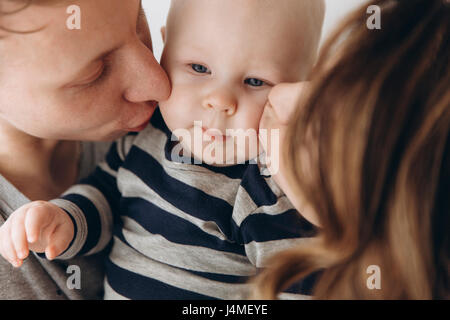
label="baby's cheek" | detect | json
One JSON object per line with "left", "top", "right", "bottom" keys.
{"left": 159, "top": 89, "right": 193, "bottom": 132}
{"left": 238, "top": 104, "right": 266, "bottom": 133}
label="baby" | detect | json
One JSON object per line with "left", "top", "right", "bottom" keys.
{"left": 0, "top": 0, "right": 325, "bottom": 299}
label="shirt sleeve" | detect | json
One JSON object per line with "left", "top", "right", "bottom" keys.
{"left": 52, "top": 134, "right": 137, "bottom": 259}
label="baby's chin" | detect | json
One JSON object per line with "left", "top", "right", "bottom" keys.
{"left": 187, "top": 146, "right": 262, "bottom": 167}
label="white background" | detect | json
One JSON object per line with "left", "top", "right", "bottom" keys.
{"left": 142, "top": 0, "right": 369, "bottom": 61}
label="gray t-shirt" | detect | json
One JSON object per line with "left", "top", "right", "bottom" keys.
{"left": 0, "top": 141, "right": 111, "bottom": 300}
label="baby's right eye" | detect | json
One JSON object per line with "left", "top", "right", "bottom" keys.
{"left": 191, "top": 64, "right": 210, "bottom": 74}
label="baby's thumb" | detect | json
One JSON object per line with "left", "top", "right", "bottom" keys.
{"left": 44, "top": 223, "right": 74, "bottom": 260}
{"left": 24, "top": 204, "right": 53, "bottom": 244}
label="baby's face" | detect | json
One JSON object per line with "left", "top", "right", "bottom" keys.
{"left": 159, "top": 0, "right": 316, "bottom": 166}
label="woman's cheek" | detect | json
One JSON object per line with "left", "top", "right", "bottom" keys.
{"left": 259, "top": 104, "right": 278, "bottom": 136}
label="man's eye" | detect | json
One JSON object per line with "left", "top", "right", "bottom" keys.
{"left": 84, "top": 64, "right": 109, "bottom": 87}
{"left": 245, "top": 78, "right": 265, "bottom": 87}
{"left": 191, "top": 64, "right": 210, "bottom": 74}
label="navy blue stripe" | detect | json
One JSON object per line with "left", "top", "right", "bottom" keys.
{"left": 122, "top": 147, "right": 236, "bottom": 239}
{"left": 105, "top": 142, "right": 123, "bottom": 172}
{"left": 119, "top": 197, "right": 246, "bottom": 256}
{"left": 240, "top": 165, "right": 278, "bottom": 207}
{"left": 105, "top": 257, "right": 217, "bottom": 300}
{"left": 79, "top": 167, "right": 121, "bottom": 224}
{"left": 192, "top": 162, "right": 250, "bottom": 180}
{"left": 239, "top": 209, "right": 317, "bottom": 244}
{"left": 61, "top": 194, "right": 102, "bottom": 255}
{"left": 61, "top": 209, "right": 78, "bottom": 255}
{"left": 286, "top": 271, "right": 321, "bottom": 296}
{"left": 150, "top": 107, "right": 172, "bottom": 137}
{"left": 188, "top": 269, "right": 250, "bottom": 284}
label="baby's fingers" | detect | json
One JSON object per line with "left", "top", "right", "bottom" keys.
{"left": 0, "top": 225, "right": 22, "bottom": 267}
{"left": 11, "top": 213, "right": 29, "bottom": 260}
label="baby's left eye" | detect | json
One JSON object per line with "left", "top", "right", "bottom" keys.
{"left": 244, "top": 78, "right": 265, "bottom": 87}
{"left": 191, "top": 64, "right": 210, "bottom": 74}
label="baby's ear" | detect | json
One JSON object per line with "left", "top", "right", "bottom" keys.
{"left": 161, "top": 26, "right": 166, "bottom": 43}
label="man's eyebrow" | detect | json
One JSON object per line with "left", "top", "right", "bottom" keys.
{"left": 92, "top": 46, "right": 119, "bottom": 63}
{"left": 63, "top": 44, "right": 119, "bottom": 86}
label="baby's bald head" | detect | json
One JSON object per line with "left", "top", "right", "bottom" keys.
{"left": 165, "top": 0, "right": 325, "bottom": 78}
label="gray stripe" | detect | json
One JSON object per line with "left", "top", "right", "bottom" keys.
{"left": 251, "top": 196, "right": 294, "bottom": 215}
{"left": 103, "top": 278, "right": 129, "bottom": 300}
{"left": 264, "top": 175, "right": 285, "bottom": 197}
{"left": 109, "top": 236, "right": 251, "bottom": 300}
{"left": 98, "top": 161, "right": 118, "bottom": 178}
{"left": 116, "top": 134, "right": 137, "bottom": 161}
{"left": 232, "top": 186, "right": 258, "bottom": 226}
{"left": 278, "top": 292, "right": 311, "bottom": 300}
{"left": 232, "top": 189, "right": 294, "bottom": 227}
{"left": 121, "top": 216, "right": 256, "bottom": 276}
{"left": 245, "top": 238, "right": 314, "bottom": 268}
{"left": 50, "top": 199, "right": 88, "bottom": 260}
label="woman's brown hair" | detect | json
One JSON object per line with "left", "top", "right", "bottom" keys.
{"left": 254, "top": 0, "right": 449, "bottom": 299}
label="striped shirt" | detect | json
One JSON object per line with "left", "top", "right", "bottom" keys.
{"left": 54, "top": 108, "right": 318, "bottom": 300}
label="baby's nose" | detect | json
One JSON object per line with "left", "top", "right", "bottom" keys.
{"left": 203, "top": 90, "right": 237, "bottom": 116}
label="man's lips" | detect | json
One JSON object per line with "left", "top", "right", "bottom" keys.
{"left": 127, "top": 102, "right": 158, "bottom": 132}
{"left": 128, "top": 121, "right": 150, "bottom": 132}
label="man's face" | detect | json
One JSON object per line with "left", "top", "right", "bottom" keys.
{"left": 0, "top": 0, "right": 170, "bottom": 141}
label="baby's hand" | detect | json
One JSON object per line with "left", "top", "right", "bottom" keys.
{"left": 0, "top": 201, "right": 74, "bottom": 267}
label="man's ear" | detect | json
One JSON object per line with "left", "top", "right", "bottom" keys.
{"left": 161, "top": 26, "right": 166, "bottom": 43}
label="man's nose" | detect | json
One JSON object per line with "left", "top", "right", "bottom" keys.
{"left": 122, "top": 42, "right": 171, "bottom": 104}
{"left": 202, "top": 87, "right": 237, "bottom": 116}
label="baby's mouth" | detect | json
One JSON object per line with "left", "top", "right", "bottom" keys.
{"left": 202, "top": 127, "right": 229, "bottom": 142}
